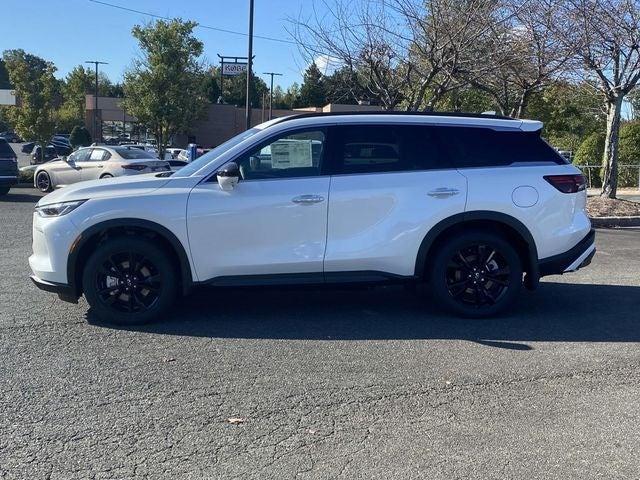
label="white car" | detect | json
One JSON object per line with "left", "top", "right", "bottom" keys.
{"left": 29, "top": 112, "right": 594, "bottom": 324}
{"left": 33, "top": 146, "right": 170, "bottom": 192}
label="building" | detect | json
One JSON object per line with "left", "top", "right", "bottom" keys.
{"left": 85, "top": 95, "right": 384, "bottom": 147}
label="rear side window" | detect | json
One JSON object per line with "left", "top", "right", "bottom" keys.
{"left": 436, "top": 127, "right": 565, "bottom": 168}
{"left": 331, "top": 125, "right": 447, "bottom": 174}
{"left": 0, "top": 139, "right": 16, "bottom": 158}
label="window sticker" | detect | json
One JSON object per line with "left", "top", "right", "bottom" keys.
{"left": 270, "top": 139, "right": 314, "bottom": 169}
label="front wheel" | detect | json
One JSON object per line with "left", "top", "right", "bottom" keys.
{"left": 430, "top": 231, "right": 523, "bottom": 318}
{"left": 82, "top": 237, "right": 177, "bottom": 325}
{"left": 0, "top": 186, "right": 9, "bottom": 196}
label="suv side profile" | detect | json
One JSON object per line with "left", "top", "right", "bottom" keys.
{"left": 29, "top": 113, "right": 595, "bottom": 324}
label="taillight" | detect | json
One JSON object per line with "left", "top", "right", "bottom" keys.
{"left": 543, "top": 174, "right": 586, "bottom": 194}
{"left": 122, "top": 164, "right": 147, "bottom": 171}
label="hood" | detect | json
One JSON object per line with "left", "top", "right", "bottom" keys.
{"left": 37, "top": 173, "right": 172, "bottom": 206}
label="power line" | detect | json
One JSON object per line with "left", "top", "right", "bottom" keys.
{"left": 88, "top": 0, "right": 299, "bottom": 46}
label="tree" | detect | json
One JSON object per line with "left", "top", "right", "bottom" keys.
{"left": 557, "top": 0, "right": 640, "bottom": 198}
{"left": 122, "top": 19, "right": 208, "bottom": 159}
{"left": 2, "top": 50, "right": 58, "bottom": 161}
{"left": 0, "top": 59, "right": 11, "bottom": 89}
{"left": 299, "top": 63, "right": 327, "bottom": 107}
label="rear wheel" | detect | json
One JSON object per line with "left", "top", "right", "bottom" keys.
{"left": 35, "top": 171, "right": 53, "bottom": 192}
{"left": 430, "top": 231, "right": 522, "bottom": 318}
{"left": 100, "top": 173, "right": 113, "bottom": 179}
{"left": 82, "top": 237, "right": 177, "bottom": 325}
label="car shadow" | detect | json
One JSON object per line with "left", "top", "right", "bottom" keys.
{"left": 90, "top": 281, "right": 640, "bottom": 348}
{"left": 0, "top": 191, "right": 43, "bottom": 203}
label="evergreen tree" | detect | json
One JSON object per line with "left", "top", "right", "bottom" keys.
{"left": 299, "top": 63, "right": 326, "bottom": 107}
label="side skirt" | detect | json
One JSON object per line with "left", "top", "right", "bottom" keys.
{"left": 203, "top": 271, "right": 419, "bottom": 288}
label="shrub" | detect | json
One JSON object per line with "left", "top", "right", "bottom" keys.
{"left": 69, "top": 125, "right": 92, "bottom": 148}
{"left": 618, "top": 122, "right": 640, "bottom": 188}
{"left": 573, "top": 132, "right": 605, "bottom": 187}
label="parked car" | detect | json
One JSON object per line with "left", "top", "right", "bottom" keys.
{"left": 167, "top": 159, "right": 188, "bottom": 171}
{"left": 29, "top": 112, "right": 595, "bottom": 325}
{"left": 0, "top": 131, "right": 22, "bottom": 143}
{"left": 33, "top": 145, "right": 170, "bottom": 192}
{"left": 21, "top": 142, "right": 36, "bottom": 154}
{"left": 31, "top": 145, "right": 59, "bottom": 165}
{"left": 0, "top": 138, "right": 18, "bottom": 195}
{"left": 166, "top": 148, "right": 183, "bottom": 159}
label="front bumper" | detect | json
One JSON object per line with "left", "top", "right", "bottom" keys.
{"left": 538, "top": 229, "right": 596, "bottom": 277}
{"left": 30, "top": 275, "right": 78, "bottom": 303}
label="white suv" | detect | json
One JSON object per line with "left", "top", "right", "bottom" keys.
{"left": 29, "top": 113, "right": 595, "bottom": 324}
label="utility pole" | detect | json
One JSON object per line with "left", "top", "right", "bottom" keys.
{"left": 85, "top": 60, "right": 108, "bottom": 143}
{"left": 245, "top": 0, "right": 254, "bottom": 130}
{"left": 263, "top": 72, "right": 283, "bottom": 120}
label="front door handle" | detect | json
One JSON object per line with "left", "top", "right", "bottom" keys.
{"left": 292, "top": 194, "right": 325, "bottom": 204}
{"left": 428, "top": 187, "right": 460, "bottom": 198}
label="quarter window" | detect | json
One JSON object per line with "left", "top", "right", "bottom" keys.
{"left": 236, "top": 129, "right": 325, "bottom": 180}
{"left": 436, "top": 127, "right": 565, "bottom": 167}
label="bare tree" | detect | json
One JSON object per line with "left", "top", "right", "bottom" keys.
{"left": 457, "top": 0, "right": 572, "bottom": 118}
{"left": 290, "top": 0, "right": 409, "bottom": 109}
{"left": 558, "top": 0, "right": 640, "bottom": 198}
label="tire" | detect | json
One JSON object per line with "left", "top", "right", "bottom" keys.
{"left": 82, "top": 236, "right": 177, "bottom": 325}
{"left": 100, "top": 173, "right": 113, "bottom": 179}
{"left": 0, "top": 186, "right": 9, "bottom": 196}
{"left": 430, "top": 230, "right": 523, "bottom": 318}
{"left": 35, "top": 171, "right": 53, "bottom": 193}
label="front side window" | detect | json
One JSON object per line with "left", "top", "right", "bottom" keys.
{"left": 71, "top": 149, "right": 91, "bottom": 162}
{"left": 235, "top": 129, "right": 325, "bottom": 180}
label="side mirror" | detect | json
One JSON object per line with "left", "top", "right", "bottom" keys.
{"left": 217, "top": 162, "right": 240, "bottom": 191}
{"left": 62, "top": 155, "right": 69, "bottom": 162}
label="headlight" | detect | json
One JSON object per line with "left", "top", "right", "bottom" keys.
{"left": 35, "top": 200, "right": 87, "bottom": 217}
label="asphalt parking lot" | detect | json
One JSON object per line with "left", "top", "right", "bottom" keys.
{"left": 1, "top": 189, "right": 640, "bottom": 479}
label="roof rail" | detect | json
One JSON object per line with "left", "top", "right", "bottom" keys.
{"left": 272, "top": 110, "right": 517, "bottom": 124}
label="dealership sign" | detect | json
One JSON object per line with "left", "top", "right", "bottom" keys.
{"left": 222, "top": 63, "right": 248, "bottom": 76}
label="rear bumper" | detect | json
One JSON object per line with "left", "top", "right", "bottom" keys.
{"left": 0, "top": 175, "right": 18, "bottom": 186}
{"left": 538, "top": 229, "right": 596, "bottom": 277}
{"left": 30, "top": 275, "right": 79, "bottom": 303}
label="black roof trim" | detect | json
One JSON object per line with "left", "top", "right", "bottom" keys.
{"left": 272, "top": 110, "right": 517, "bottom": 125}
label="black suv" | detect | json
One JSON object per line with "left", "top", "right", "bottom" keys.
{"left": 0, "top": 138, "right": 18, "bottom": 196}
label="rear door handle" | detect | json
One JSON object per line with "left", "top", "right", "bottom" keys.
{"left": 292, "top": 194, "right": 325, "bottom": 204}
{"left": 428, "top": 187, "right": 460, "bottom": 198}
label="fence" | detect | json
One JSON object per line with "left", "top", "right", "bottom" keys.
{"left": 574, "top": 165, "right": 640, "bottom": 191}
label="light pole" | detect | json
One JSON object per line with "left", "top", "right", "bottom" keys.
{"left": 263, "top": 72, "right": 283, "bottom": 120}
{"left": 85, "top": 60, "right": 108, "bottom": 142}
{"left": 245, "top": 0, "right": 254, "bottom": 130}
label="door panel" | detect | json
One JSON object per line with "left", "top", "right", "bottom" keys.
{"left": 187, "top": 177, "right": 330, "bottom": 280}
{"left": 325, "top": 171, "right": 467, "bottom": 276}
{"left": 54, "top": 150, "right": 88, "bottom": 185}
{"left": 80, "top": 148, "right": 108, "bottom": 180}
{"left": 187, "top": 127, "right": 330, "bottom": 282}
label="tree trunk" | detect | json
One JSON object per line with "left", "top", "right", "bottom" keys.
{"left": 601, "top": 95, "right": 623, "bottom": 198}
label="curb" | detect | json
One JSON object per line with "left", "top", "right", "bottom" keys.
{"left": 590, "top": 216, "right": 640, "bottom": 228}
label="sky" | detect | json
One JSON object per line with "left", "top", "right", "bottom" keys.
{"left": 0, "top": 0, "right": 324, "bottom": 89}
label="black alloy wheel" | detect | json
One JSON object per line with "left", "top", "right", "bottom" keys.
{"left": 83, "top": 237, "right": 177, "bottom": 325}
{"left": 431, "top": 231, "right": 522, "bottom": 317}
{"left": 36, "top": 171, "right": 52, "bottom": 192}
{"left": 445, "top": 243, "right": 511, "bottom": 308}
{"left": 95, "top": 251, "right": 162, "bottom": 314}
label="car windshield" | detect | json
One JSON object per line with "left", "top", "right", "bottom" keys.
{"left": 173, "top": 127, "right": 262, "bottom": 177}
{"left": 114, "top": 147, "right": 157, "bottom": 159}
